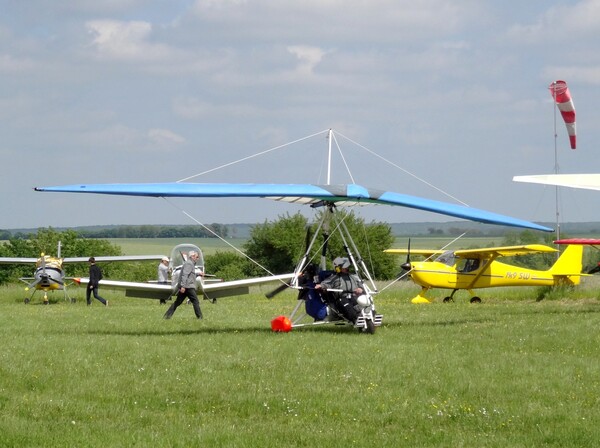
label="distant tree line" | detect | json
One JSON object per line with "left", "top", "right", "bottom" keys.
{"left": 0, "top": 224, "right": 230, "bottom": 240}
{"left": 427, "top": 226, "right": 496, "bottom": 237}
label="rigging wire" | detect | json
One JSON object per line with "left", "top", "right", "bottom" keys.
{"left": 161, "top": 197, "right": 290, "bottom": 286}
{"left": 176, "top": 128, "right": 467, "bottom": 212}
{"left": 177, "top": 129, "right": 330, "bottom": 183}
{"left": 334, "top": 130, "right": 469, "bottom": 206}
{"left": 330, "top": 131, "right": 356, "bottom": 184}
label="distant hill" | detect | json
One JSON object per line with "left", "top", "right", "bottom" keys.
{"left": 4, "top": 221, "right": 600, "bottom": 240}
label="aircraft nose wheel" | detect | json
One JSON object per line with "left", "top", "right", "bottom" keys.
{"left": 470, "top": 297, "right": 482, "bottom": 304}
{"left": 443, "top": 296, "right": 454, "bottom": 303}
{"left": 364, "top": 319, "right": 375, "bottom": 334}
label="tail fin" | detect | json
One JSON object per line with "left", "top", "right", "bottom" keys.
{"left": 549, "top": 244, "right": 584, "bottom": 285}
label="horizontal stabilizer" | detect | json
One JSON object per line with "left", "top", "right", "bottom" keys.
{"left": 126, "top": 289, "right": 171, "bottom": 300}
{"left": 554, "top": 238, "right": 600, "bottom": 246}
{"left": 202, "top": 286, "right": 249, "bottom": 301}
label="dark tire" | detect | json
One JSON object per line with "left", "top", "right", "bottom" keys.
{"left": 443, "top": 296, "right": 453, "bottom": 303}
{"left": 360, "top": 319, "right": 375, "bottom": 334}
{"left": 470, "top": 296, "right": 482, "bottom": 304}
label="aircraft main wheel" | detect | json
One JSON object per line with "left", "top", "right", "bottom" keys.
{"left": 24, "top": 298, "right": 30, "bottom": 304}
{"left": 443, "top": 297, "right": 454, "bottom": 303}
{"left": 470, "top": 297, "right": 482, "bottom": 304}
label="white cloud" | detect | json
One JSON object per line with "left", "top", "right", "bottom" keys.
{"left": 0, "top": 54, "right": 37, "bottom": 73}
{"left": 80, "top": 125, "right": 184, "bottom": 154}
{"left": 543, "top": 65, "right": 600, "bottom": 85}
{"left": 287, "top": 45, "right": 327, "bottom": 76}
{"left": 172, "top": 97, "right": 213, "bottom": 119}
{"left": 86, "top": 20, "right": 173, "bottom": 61}
{"left": 188, "top": 0, "right": 480, "bottom": 43}
{"left": 507, "top": 0, "right": 600, "bottom": 43}
{"left": 148, "top": 128, "right": 186, "bottom": 146}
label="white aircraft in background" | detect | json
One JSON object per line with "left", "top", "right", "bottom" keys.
{"left": 0, "top": 241, "right": 164, "bottom": 304}
{"left": 73, "top": 243, "right": 294, "bottom": 304}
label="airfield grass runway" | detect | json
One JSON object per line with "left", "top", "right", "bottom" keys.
{"left": 2, "top": 280, "right": 600, "bottom": 447}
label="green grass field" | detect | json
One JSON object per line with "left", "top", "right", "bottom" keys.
{"left": 3, "top": 276, "right": 600, "bottom": 447}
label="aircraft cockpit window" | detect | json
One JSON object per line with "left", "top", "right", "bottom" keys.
{"left": 435, "top": 251, "right": 455, "bottom": 266}
{"left": 169, "top": 244, "right": 205, "bottom": 272}
{"left": 458, "top": 258, "right": 480, "bottom": 273}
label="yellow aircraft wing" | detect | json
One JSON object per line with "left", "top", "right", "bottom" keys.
{"left": 451, "top": 244, "right": 557, "bottom": 259}
{"left": 385, "top": 244, "right": 557, "bottom": 260}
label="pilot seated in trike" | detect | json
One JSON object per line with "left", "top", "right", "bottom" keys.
{"left": 315, "top": 257, "right": 366, "bottom": 324}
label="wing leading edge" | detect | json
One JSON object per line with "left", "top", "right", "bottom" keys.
{"left": 75, "top": 273, "right": 294, "bottom": 301}
{"left": 385, "top": 244, "right": 557, "bottom": 260}
{"left": 35, "top": 182, "right": 552, "bottom": 232}
{"left": 0, "top": 255, "right": 165, "bottom": 265}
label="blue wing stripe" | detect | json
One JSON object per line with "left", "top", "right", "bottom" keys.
{"left": 34, "top": 182, "right": 553, "bottom": 232}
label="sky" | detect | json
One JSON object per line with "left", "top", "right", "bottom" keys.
{"left": 2, "top": 0, "right": 600, "bottom": 231}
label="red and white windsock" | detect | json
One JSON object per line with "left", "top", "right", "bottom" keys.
{"left": 549, "top": 80, "right": 576, "bottom": 149}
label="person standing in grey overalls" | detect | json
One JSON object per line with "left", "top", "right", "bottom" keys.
{"left": 163, "top": 251, "right": 203, "bottom": 319}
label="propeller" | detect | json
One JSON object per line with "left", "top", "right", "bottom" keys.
{"left": 265, "top": 225, "right": 312, "bottom": 299}
{"left": 400, "top": 238, "right": 412, "bottom": 271}
{"left": 26, "top": 255, "right": 48, "bottom": 290}
{"left": 265, "top": 283, "right": 290, "bottom": 299}
{"left": 25, "top": 278, "right": 42, "bottom": 291}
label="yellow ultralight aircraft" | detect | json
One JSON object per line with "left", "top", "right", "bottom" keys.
{"left": 385, "top": 244, "right": 584, "bottom": 303}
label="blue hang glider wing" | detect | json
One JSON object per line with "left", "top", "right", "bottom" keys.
{"left": 34, "top": 182, "right": 552, "bottom": 232}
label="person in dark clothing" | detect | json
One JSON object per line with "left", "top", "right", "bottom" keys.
{"left": 163, "top": 251, "right": 203, "bottom": 320}
{"left": 316, "top": 257, "right": 364, "bottom": 323}
{"left": 87, "top": 257, "right": 107, "bottom": 306}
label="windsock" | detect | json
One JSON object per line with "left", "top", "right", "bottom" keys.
{"left": 549, "top": 80, "right": 576, "bottom": 149}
